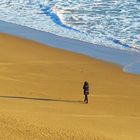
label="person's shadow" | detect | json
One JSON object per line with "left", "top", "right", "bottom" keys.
{"left": 0, "top": 95, "right": 83, "bottom": 104}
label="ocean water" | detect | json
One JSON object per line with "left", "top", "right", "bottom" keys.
{"left": 0, "top": 0, "right": 140, "bottom": 52}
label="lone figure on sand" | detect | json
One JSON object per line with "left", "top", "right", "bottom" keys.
{"left": 83, "top": 81, "right": 89, "bottom": 104}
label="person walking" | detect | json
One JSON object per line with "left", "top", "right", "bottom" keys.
{"left": 83, "top": 81, "right": 89, "bottom": 104}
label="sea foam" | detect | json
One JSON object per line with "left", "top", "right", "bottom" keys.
{"left": 0, "top": 0, "right": 140, "bottom": 51}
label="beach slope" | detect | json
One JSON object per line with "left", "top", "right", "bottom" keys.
{"left": 0, "top": 33, "right": 140, "bottom": 140}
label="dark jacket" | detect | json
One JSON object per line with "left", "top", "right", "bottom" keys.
{"left": 83, "top": 83, "right": 89, "bottom": 95}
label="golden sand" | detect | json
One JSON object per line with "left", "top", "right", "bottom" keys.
{"left": 0, "top": 33, "right": 140, "bottom": 140}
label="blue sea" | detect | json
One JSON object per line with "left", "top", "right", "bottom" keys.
{"left": 0, "top": 0, "right": 140, "bottom": 74}
{"left": 0, "top": 0, "right": 140, "bottom": 51}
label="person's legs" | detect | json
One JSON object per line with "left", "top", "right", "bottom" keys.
{"left": 84, "top": 95, "right": 88, "bottom": 104}
{"left": 85, "top": 95, "right": 88, "bottom": 104}
{"left": 84, "top": 95, "right": 86, "bottom": 102}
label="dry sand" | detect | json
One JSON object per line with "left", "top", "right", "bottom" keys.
{"left": 0, "top": 33, "right": 140, "bottom": 140}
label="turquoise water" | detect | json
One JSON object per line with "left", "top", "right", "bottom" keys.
{"left": 0, "top": 0, "right": 140, "bottom": 51}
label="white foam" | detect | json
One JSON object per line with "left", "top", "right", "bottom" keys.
{"left": 0, "top": 0, "right": 140, "bottom": 51}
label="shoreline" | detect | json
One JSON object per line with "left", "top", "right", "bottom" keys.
{"left": 1, "top": 20, "right": 140, "bottom": 75}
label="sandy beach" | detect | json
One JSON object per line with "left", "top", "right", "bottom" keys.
{"left": 0, "top": 33, "right": 140, "bottom": 140}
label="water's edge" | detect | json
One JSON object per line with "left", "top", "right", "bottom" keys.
{"left": 0, "top": 20, "right": 140, "bottom": 75}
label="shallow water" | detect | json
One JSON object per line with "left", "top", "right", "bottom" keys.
{"left": 0, "top": 0, "right": 140, "bottom": 51}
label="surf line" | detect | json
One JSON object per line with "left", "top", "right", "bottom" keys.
{"left": 40, "top": 5, "right": 81, "bottom": 33}
{"left": 107, "top": 37, "right": 140, "bottom": 51}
